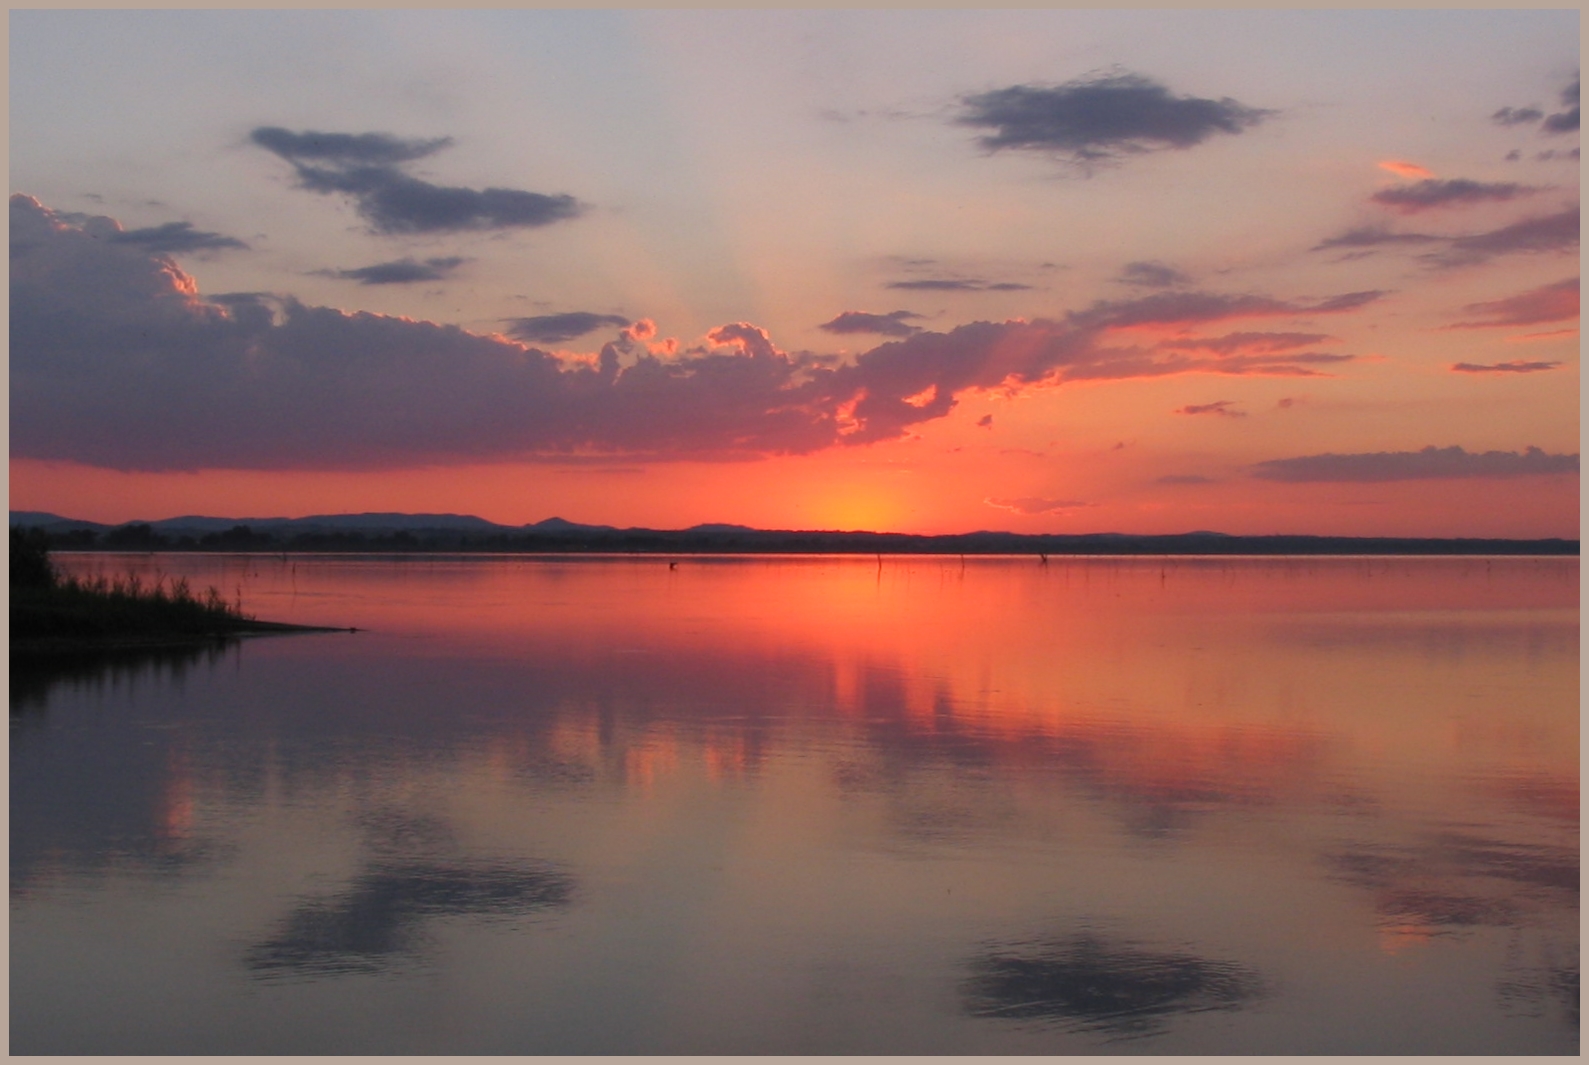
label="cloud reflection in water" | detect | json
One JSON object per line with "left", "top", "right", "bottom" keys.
{"left": 962, "top": 933, "right": 1264, "bottom": 1037}
{"left": 245, "top": 861, "right": 574, "bottom": 979}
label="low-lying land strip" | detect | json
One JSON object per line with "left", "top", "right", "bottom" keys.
{"left": 10, "top": 513, "right": 1578, "bottom": 557}
{"left": 11, "top": 528, "right": 349, "bottom": 654}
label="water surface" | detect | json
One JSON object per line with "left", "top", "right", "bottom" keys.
{"left": 11, "top": 554, "right": 1578, "bottom": 1053}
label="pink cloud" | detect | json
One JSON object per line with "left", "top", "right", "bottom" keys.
{"left": 1445, "top": 278, "right": 1578, "bottom": 329}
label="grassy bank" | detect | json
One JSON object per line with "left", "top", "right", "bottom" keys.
{"left": 11, "top": 528, "right": 345, "bottom": 648}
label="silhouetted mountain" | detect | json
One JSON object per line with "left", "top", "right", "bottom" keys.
{"left": 8, "top": 512, "right": 108, "bottom": 532}
{"left": 526, "top": 517, "right": 617, "bottom": 532}
{"left": 9, "top": 511, "right": 1577, "bottom": 556}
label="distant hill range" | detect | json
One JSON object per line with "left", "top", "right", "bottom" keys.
{"left": 9, "top": 510, "right": 1577, "bottom": 556}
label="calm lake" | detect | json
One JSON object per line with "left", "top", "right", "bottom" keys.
{"left": 11, "top": 553, "right": 1578, "bottom": 1054}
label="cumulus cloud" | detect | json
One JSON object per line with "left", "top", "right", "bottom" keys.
{"left": 106, "top": 221, "right": 249, "bottom": 254}
{"left": 957, "top": 71, "right": 1270, "bottom": 165}
{"left": 504, "top": 312, "right": 632, "bottom": 344}
{"left": 12, "top": 194, "right": 828, "bottom": 469}
{"left": 1450, "top": 360, "right": 1562, "bottom": 374}
{"left": 9, "top": 195, "right": 1392, "bottom": 471}
{"left": 819, "top": 310, "right": 924, "bottom": 337}
{"left": 984, "top": 496, "right": 1094, "bottom": 515}
{"left": 317, "top": 257, "right": 466, "bottom": 285}
{"left": 1370, "top": 178, "right": 1537, "bottom": 213}
{"left": 1176, "top": 401, "right": 1244, "bottom": 417}
{"left": 1250, "top": 445, "right": 1578, "bottom": 482}
{"left": 1446, "top": 278, "right": 1578, "bottom": 328}
{"left": 250, "top": 126, "right": 583, "bottom": 234}
{"left": 884, "top": 278, "right": 1031, "bottom": 292}
{"left": 1117, "top": 260, "right": 1190, "bottom": 288}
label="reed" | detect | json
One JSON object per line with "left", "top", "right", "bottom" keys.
{"left": 11, "top": 527, "right": 254, "bottom": 642}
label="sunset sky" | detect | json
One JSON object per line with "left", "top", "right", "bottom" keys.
{"left": 10, "top": 9, "right": 1580, "bottom": 537}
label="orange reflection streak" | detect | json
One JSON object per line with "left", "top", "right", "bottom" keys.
{"left": 624, "top": 732, "right": 681, "bottom": 793}
{"left": 1377, "top": 922, "right": 1438, "bottom": 955}
{"left": 157, "top": 747, "right": 196, "bottom": 845}
{"left": 58, "top": 554, "right": 1577, "bottom": 823}
{"left": 701, "top": 732, "right": 752, "bottom": 783}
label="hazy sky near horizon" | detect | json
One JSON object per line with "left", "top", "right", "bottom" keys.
{"left": 10, "top": 9, "right": 1580, "bottom": 536}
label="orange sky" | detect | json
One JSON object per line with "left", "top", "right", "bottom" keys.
{"left": 8, "top": 11, "right": 1580, "bottom": 537}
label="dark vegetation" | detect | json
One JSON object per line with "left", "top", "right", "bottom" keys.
{"left": 11, "top": 520, "right": 1579, "bottom": 557}
{"left": 11, "top": 528, "right": 338, "bottom": 650}
{"left": 11, "top": 640, "right": 234, "bottom": 717}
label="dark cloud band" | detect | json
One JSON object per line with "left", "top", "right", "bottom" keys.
{"left": 884, "top": 278, "right": 1031, "bottom": 292}
{"left": 318, "top": 257, "right": 466, "bottom": 285}
{"left": 1251, "top": 445, "right": 1578, "bottom": 482}
{"left": 251, "top": 126, "right": 583, "bottom": 234}
{"left": 1370, "top": 178, "right": 1535, "bottom": 213}
{"left": 504, "top": 312, "right": 632, "bottom": 344}
{"left": 108, "top": 222, "right": 248, "bottom": 253}
{"left": 1313, "top": 208, "right": 1579, "bottom": 267}
{"left": 1451, "top": 361, "right": 1562, "bottom": 374}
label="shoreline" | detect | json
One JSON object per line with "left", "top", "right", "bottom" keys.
{"left": 11, "top": 621, "right": 357, "bottom": 659}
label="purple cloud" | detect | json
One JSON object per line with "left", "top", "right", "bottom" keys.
{"left": 819, "top": 310, "right": 924, "bottom": 337}
{"left": 1313, "top": 227, "right": 1444, "bottom": 251}
{"left": 10, "top": 194, "right": 1392, "bottom": 471}
{"left": 1314, "top": 208, "right": 1579, "bottom": 268}
{"left": 316, "top": 257, "right": 466, "bottom": 285}
{"left": 1446, "top": 278, "right": 1578, "bottom": 328}
{"left": 958, "top": 71, "right": 1270, "bottom": 165}
{"left": 1251, "top": 445, "right": 1578, "bottom": 482}
{"left": 1117, "top": 260, "right": 1190, "bottom": 288}
{"left": 504, "top": 312, "right": 632, "bottom": 344}
{"left": 1423, "top": 208, "right": 1581, "bottom": 268}
{"left": 108, "top": 221, "right": 249, "bottom": 254}
{"left": 251, "top": 126, "right": 583, "bottom": 234}
{"left": 1176, "top": 401, "right": 1245, "bottom": 417}
{"left": 1542, "top": 78, "right": 1579, "bottom": 133}
{"left": 1370, "top": 179, "right": 1537, "bottom": 214}
{"left": 1493, "top": 106, "right": 1545, "bottom": 127}
{"left": 1158, "top": 331, "right": 1335, "bottom": 354}
{"left": 884, "top": 278, "right": 1032, "bottom": 292}
{"left": 1450, "top": 361, "right": 1562, "bottom": 374}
